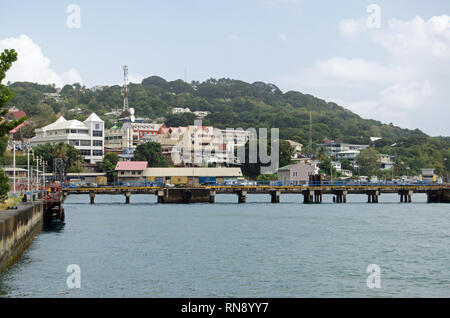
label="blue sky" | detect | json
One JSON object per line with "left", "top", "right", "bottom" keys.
{"left": 1, "top": 0, "right": 449, "bottom": 136}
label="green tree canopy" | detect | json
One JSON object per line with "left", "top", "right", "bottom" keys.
{"left": 134, "top": 142, "right": 169, "bottom": 167}
{"left": 33, "top": 142, "right": 83, "bottom": 174}
{"left": 238, "top": 139, "right": 293, "bottom": 180}
{"left": 356, "top": 148, "right": 379, "bottom": 177}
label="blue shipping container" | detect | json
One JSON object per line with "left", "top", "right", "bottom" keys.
{"left": 198, "top": 177, "right": 216, "bottom": 184}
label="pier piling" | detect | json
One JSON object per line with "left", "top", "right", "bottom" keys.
{"left": 125, "top": 192, "right": 131, "bottom": 204}
{"left": 89, "top": 191, "right": 95, "bottom": 204}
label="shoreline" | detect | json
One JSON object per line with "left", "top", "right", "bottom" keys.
{"left": 0, "top": 202, "right": 44, "bottom": 276}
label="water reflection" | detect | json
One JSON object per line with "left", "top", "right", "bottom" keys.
{"left": 43, "top": 220, "right": 65, "bottom": 233}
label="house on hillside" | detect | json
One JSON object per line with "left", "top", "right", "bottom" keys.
{"left": 277, "top": 162, "right": 315, "bottom": 184}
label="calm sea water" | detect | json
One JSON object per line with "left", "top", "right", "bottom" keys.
{"left": 0, "top": 193, "right": 449, "bottom": 298}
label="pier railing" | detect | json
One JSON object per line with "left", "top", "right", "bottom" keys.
{"left": 61, "top": 180, "right": 443, "bottom": 190}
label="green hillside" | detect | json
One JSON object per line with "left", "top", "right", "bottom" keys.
{"left": 6, "top": 77, "right": 450, "bottom": 176}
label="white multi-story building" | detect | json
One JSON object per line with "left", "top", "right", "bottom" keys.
{"left": 105, "top": 123, "right": 165, "bottom": 151}
{"left": 172, "top": 107, "right": 191, "bottom": 114}
{"left": 320, "top": 142, "right": 369, "bottom": 159}
{"left": 30, "top": 113, "right": 104, "bottom": 164}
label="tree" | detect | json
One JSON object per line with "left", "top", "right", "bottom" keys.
{"left": 341, "top": 158, "right": 353, "bottom": 171}
{"left": 13, "top": 122, "right": 35, "bottom": 140}
{"left": 0, "top": 49, "right": 26, "bottom": 201}
{"left": 134, "top": 142, "right": 169, "bottom": 167}
{"left": 279, "top": 140, "right": 294, "bottom": 168}
{"left": 319, "top": 154, "right": 338, "bottom": 178}
{"left": 0, "top": 169, "right": 9, "bottom": 201}
{"left": 256, "top": 173, "right": 278, "bottom": 182}
{"left": 33, "top": 142, "right": 83, "bottom": 174}
{"left": 104, "top": 152, "right": 119, "bottom": 167}
{"left": 238, "top": 139, "right": 292, "bottom": 180}
{"left": 165, "top": 113, "right": 197, "bottom": 127}
{"left": 1, "top": 49, "right": 27, "bottom": 135}
{"left": 356, "top": 148, "right": 378, "bottom": 177}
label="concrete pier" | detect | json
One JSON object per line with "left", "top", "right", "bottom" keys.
{"left": 125, "top": 191, "right": 131, "bottom": 204}
{"left": 367, "top": 190, "right": 379, "bottom": 203}
{"left": 237, "top": 190, "right": 247, "bottom": 203}
{"left": 270, "top": 190, "right": 280, "bottom": 203}
{"left": 399, "top": 190, "right": 413, "bottom": 203}
{"left": 154, "top": 188, "right": 216, "bottom": 203}
{"left": 303, "top": 190, "right": 314, "bottom": 204}
{"left": 333, "top": 190, "right": 347, "bottom": 204}
{"left": 0, "top": 202, "right": 43, "bottom": 275}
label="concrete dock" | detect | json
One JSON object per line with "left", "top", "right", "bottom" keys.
{"left": 0, "top": 202, "right": 44, "bottom": 275}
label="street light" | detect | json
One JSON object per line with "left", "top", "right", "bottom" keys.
{"left": 12, "top": 141, "right": 16, "bottom": 195}
{"left": 27, "top": 144, "right": 32, "bottom": 193}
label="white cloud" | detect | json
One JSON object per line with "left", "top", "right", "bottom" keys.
{"left": 61, "top": 68, "right": 83, "bottom": 85}
{"left": 339, "top": 18, "right": 367, "bottom": 38}
{"left": 373, "top": 15, "right": 450, "bottom": 60}
{"left": 314, "top": 57, "right": 416, "bottom": 84}
{"left": 0, "top": 34, "right": 83, "bottom": 87}
{"left": 128, "top": 73, "right": 144, "bottom": 84}
{"left": 278, "top": 15, "right": 450, "bottom": 135}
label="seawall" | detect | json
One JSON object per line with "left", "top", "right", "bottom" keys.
{"left": 0, "top": 202, "right": 44, "bottom": 275}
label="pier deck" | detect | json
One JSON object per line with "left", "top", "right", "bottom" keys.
{"left": 61, "top": 183, "right": 449, "bottom": 204}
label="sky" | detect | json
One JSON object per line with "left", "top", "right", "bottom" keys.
{"left": 0, "top": 0, "right": 449, "bottom": 136}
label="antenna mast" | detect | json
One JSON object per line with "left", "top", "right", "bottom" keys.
{"left": 309, "top": 104, "right": 312, "bottom": 147}
{"left": 122, "top": 65, "right": 129, "bottom": 123}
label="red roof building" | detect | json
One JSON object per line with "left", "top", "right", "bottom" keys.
{"left": 9, "top": 110, "right": 27, "bottom": 120}
{"left": 115, "top": 161, "right": 148, "bottom": 182}
{"left": 115, "top": 161, "right": 148, "bottom": 171}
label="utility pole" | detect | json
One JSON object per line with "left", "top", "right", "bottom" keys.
{"left": 122, "top": 65, "right": 129, "bottom": 123}
{"left": 309, "top": 104, "right": 312, "bottom": 148}
{"left": 30, "top": 153, "right": 34, "bottom": 203}
{"left": 27, "top": 146, "right": 31, "bottom": 193}
{"left": 13, "top": 141, "right": 16, "bottom": 195}
{"left": 42, "top": 159, "right": 45, "bottom": 192}
{"left": 36, "top": 156, "right": 40, "bottom": 191}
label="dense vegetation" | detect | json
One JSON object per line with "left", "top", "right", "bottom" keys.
{"left": 6, "top": 76, "right": 450, "bottom": 177}
{"left": 0, "top": 49, "right": 27, "bottom": 201}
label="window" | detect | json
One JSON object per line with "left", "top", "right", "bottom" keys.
{"left": 80, "top": 140, "right": 91, "bottom": 146}
{"left": 95, "top": 123, "right": 101, "bottom": 130}
{"left": 81, "top": 149, "right": 91, "bottom": 156}
{"left": 93, "top": 140, "right": 103, "bottom": 147}
{"left": 69, "top": 140, "right": 80, "bottom": 146}
{"left": 93, "top": 130, "right": 103, "bottom": 137}
{"left": 92, "top": 150, "right": 103, "bottom": 156}
{"left": 71, "top": 129, "right": 77, "bottom": 133}
{"left": 132, "top": 171, "right": 136, "bottom": 175}
{"left": 121, "top": 171, "right": 124, "bottom": 175}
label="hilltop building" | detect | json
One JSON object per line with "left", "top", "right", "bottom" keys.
{"left": 377, "top": 154, "right": 395, "bottom": 170}
{"left": 30, "top": 113, "right": 104, "bottom": 164}
{"left": 318, "top": 142, "right": 369, "bottom": 161}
